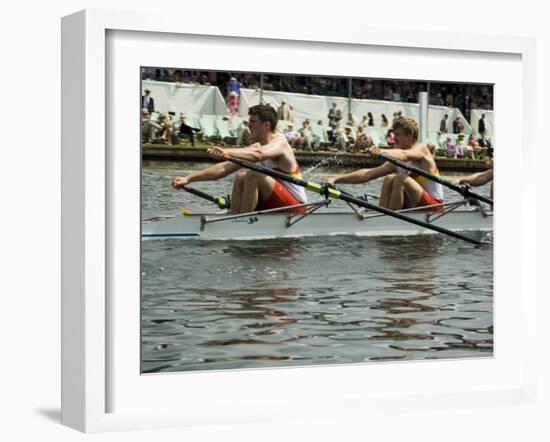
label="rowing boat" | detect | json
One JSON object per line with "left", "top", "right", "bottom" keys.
{"left": 149, "top": 154, "right": 493, "bottom": 244}
{"left": 142, "top": 200, "right": 492, "bottom": 240}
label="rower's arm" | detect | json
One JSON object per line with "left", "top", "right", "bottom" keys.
{"left": 175, "top": 161, "right": 240, "bottom": 185}
{"left": 332, "top": 162, "right": 396, "bottom": 184}
{"left": 223, "top": 134, "right": 287, "bottom": 162}
{"left": 220, "top": 143, "right": 264, "bottom": 162}
{"left": 459, "top": 169, "right": 493, "bottom": 186}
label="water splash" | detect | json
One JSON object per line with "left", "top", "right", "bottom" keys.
{"left": 302, "top": 156, "right": 346, "bottom": 178}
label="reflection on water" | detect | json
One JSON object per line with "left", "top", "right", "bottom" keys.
{"left": 375, "top": 235, "right": 444, "bottom": 262}
{"left": 141, "top": 162, "right": 493, "bottom": 373}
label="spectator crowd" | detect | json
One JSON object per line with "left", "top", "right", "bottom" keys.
{"left": 142, "top": 68, "right": 493, "bottom": 121}
{"left": 141, "top": 68, "right": 493, "bottom": 159}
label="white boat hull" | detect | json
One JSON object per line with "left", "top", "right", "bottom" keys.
{"left": 142, "top": 209, "right": 493, "bottom": 240}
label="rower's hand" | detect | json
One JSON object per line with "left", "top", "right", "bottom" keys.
{"left": 172, "top": 176, "right": 190, "bottom": 189}
{"left": 367, "top": 146, "right": 381, "bottom": 157}
{"left": 323, "top": 177, "right": 337, "bottom": 185}
{"left": 449, "top": 178, "right": 461, "bottom": 186}
{"left": 207, "top": 147, "right": 227, "bottom": 161}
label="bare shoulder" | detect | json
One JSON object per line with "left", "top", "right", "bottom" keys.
{"left": 273, "top": 132, "right": 293, "bottom": 151}
{"left": 409, "top": 142, "right": 436, "bottom": 167}
{"left": 276, "top": 133, "right": 298, "bottom": 168}
{"left": 259, "top": 132, "right": 291, "bottom": 161}
{"left": 413, "top": 142, "right": 430, "bottom": 154}
{"left": 417, "top": 142, "right": 435, "bottom": 160}
{"left": 405, "top": 142, "right": 429, "bottom": 159}
{"left": 274, "top": 132, "right": 289, "bottom": 146}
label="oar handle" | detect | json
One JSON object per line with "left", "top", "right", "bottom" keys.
{"left": 378, "top": 153, "right": 493, "bottom": 206}
{"left": 183, "top": 185, "right": 230, "bottom": 209}
{"left": 183, "top": 185, "right": 217, "bottom": 203}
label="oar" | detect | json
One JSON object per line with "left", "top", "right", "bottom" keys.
{"left": 182, "top": 185, "right": 230, "bottom": 209}
{"left": 223, "top": 155, "right": 486, "bottom": 246}
{"left": 376, "top": 153, "right": 493, "bottom": 205}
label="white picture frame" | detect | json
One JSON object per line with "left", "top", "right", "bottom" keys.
{"left": 62, "top": 9, "right": 538, "bottom": 433}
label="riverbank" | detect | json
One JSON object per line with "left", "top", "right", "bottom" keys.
{"left": 142, "top": 145, "right": 490, "bottom": 171}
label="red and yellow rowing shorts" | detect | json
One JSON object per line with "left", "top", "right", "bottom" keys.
{"left": 417, "top": 190, "right": 444, "bottom": 212}
{"left": 256, "top": 181, "right": 305, "bottom": 213}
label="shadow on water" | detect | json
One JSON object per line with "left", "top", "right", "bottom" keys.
{"left": 219, "top": 238, "right": 298, "bottom": 259}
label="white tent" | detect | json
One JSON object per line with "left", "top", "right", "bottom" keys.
{"left": 239, "top": 88, "right": 472, "bottom": 136}
{"left": 142, "top": 80, "right": 226, "bottom": 116}
{"left": 142, "top": 80, "right": 486, "bottom": 138}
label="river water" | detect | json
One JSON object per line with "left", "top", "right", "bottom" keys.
{"left": 141, "top": 160, "right": 493, "bottom": 373}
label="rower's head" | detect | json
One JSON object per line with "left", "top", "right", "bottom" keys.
{"left": 392, "top": 116, "right": 418, "bottom": 149}
{"left": 248, "top": 104, "right": 277, "bottom": 143}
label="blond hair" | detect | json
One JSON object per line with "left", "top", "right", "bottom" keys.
{"left": 392, "top": 116, "right": 418, "bottom": 142}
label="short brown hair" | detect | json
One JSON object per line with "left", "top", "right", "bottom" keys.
{"left": 248, "top": 104, "right": 277, "bottom": 131}
{"left": 392, "top": 116, "right": 418, "bottom": 142}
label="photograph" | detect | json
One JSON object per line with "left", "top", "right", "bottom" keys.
{"left": 140, "top": 67, "right": 494, "bottom": 374}
{"left": 52, "top": 4, "right": 547, "bottom": 437}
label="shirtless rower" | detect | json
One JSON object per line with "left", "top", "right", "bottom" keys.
{"left": 171, "top": 104, "right": 307, "bottom": 214}
{"left": 326, "top": 117, "right": 444, "bottom": 210}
